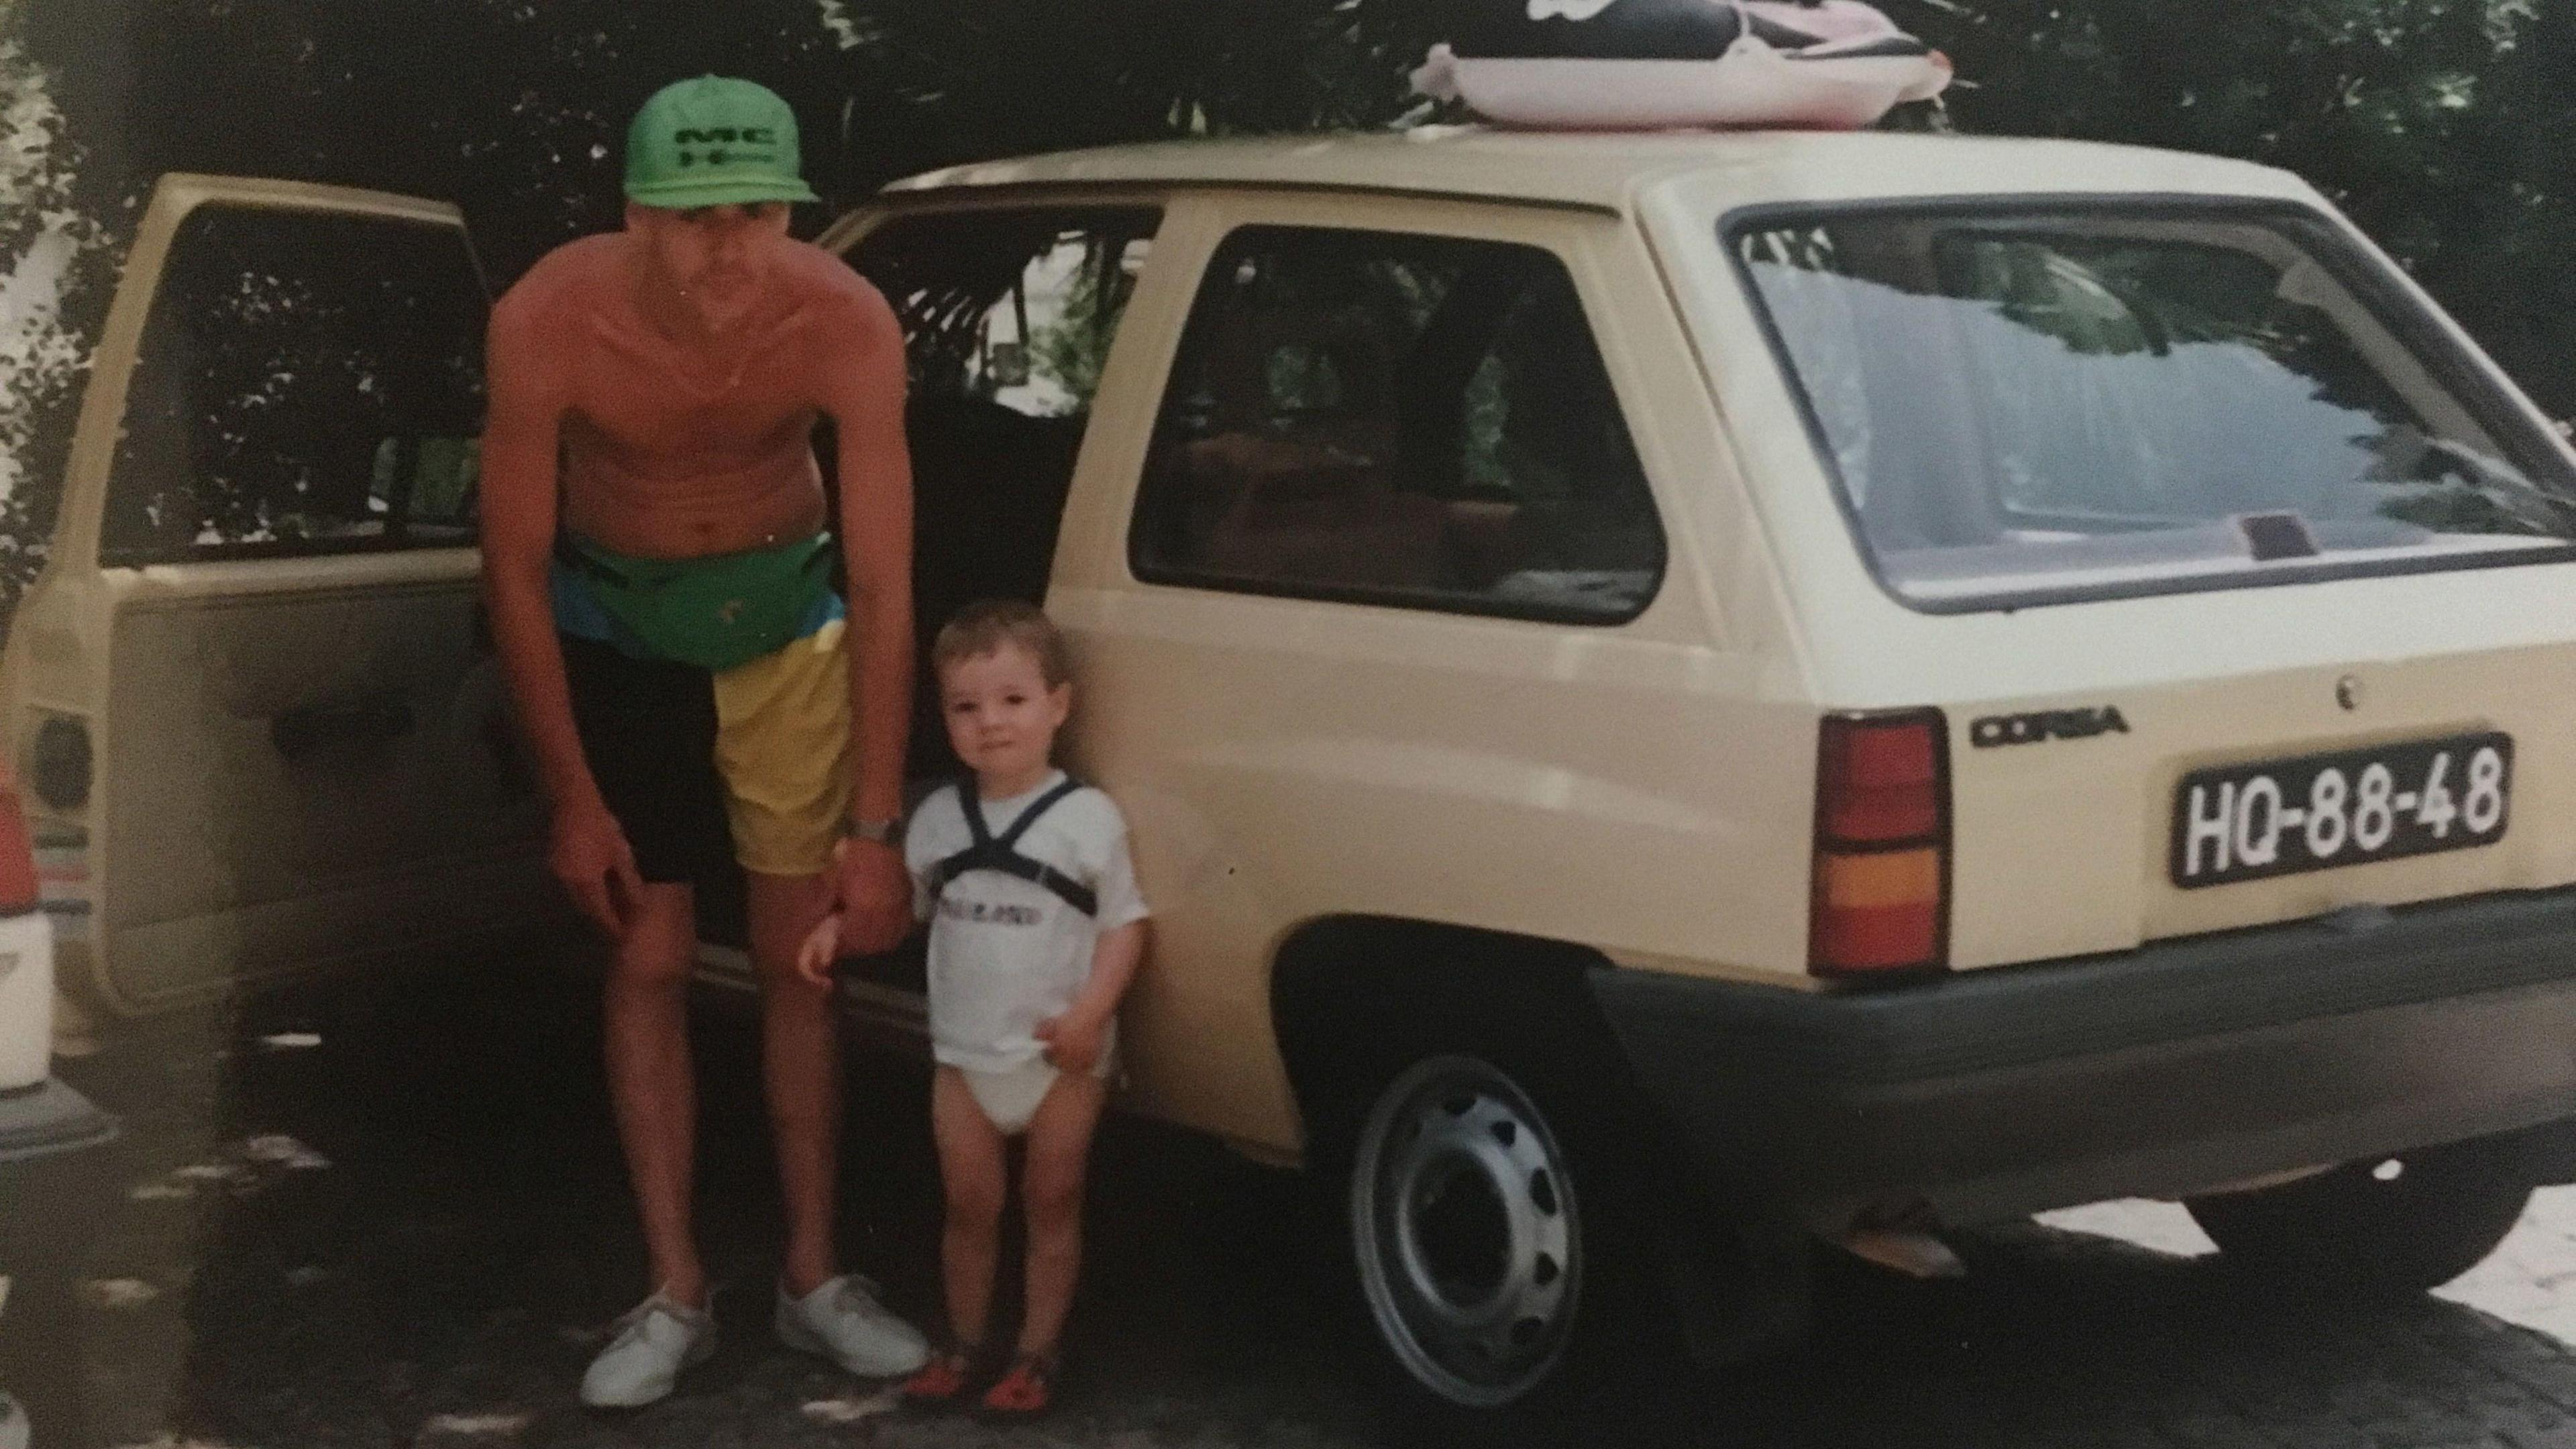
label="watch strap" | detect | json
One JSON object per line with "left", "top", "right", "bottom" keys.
{"left": 841, "top": 815, "right": 900, "bottom": 845}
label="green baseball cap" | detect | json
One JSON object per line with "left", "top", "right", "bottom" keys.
{"left": 624, "top": 76, "right": 819, "bottom": 209}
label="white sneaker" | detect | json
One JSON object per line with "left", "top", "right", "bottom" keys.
{"left": 1, "top": 1390, "right": 28, "bottom": 1449}
{"left": 774, "top": 1275, "right": 929, "bottom": 1377}
{"left": 579, "top": 1291, "right": 715, "bottom": 1409}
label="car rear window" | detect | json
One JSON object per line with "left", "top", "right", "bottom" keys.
{"left": 1729, "top": 203, "right": 2576, "bottom": 610}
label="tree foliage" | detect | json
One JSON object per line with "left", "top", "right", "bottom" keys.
{"left": 1888, "top": 0, "right": 2576, "bottom": 426}
{"left": 2, "top": 0, "right": 2573, "bottom": 602}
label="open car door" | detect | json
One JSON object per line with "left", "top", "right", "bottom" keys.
{"left": 4, "top": 174, "right": 549, "bottom": 1017}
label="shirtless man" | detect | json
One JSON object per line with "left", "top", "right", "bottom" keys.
{"left": 480, "top": 76, "right": 927, "bottom": 1407}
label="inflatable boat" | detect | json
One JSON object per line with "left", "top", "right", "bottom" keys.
{"left": 1414, "top": 0, "right": 1952, "bottom": 131}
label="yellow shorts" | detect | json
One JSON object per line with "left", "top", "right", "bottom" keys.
{"left": 711, "top": 618, "right": 853, "bottom": 877}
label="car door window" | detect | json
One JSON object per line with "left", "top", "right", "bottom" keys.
{"left": 849, "top": 205, "right": 1161, "bottom": 780}
{"left": 101, "top": 206, "right": 486, "bottom": 566}
{"left": 1130, "top": 225, "right": 1665, "bottom": 623}
{"left": 859, "top": 206, "right": 1159, "bottom": 422}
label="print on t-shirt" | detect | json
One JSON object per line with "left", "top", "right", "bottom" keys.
{"left": 938, "top": 896, "right": 1043, "bottom": 927}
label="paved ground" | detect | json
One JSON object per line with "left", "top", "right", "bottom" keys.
{"left": 2039, "top": 1189, "right": 2576, "bottom": 1347}
{"left": 18, "top": 957, "right": 2576, "bottom": 1448}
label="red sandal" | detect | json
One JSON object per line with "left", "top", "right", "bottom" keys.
{"left": 901, "top": 1343, "right": 977, "bottom": 1406}
{"left": 978, "top": 1350, "right": 1058, "bottom": 1417}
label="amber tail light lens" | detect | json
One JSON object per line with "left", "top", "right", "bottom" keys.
{"left": 1811, "top": 710, "right": 1950, "bottom": 977}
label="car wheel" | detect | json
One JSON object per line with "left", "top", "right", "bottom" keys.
{"left": 1350, "top": 1053, "right": 1589, "bottom": 1409}
{"left": 2184, "top": 1135, "right": 2534, "bottom": 1296}
{"left": 1326, "top": 1000, "right": 1678, "bottom": 1434}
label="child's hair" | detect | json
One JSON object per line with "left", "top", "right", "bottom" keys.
{"left": 932, "top": 598, "right": 1073, "bottom": 690}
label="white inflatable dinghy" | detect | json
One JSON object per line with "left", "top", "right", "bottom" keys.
{"left": 1415, "top": 0, "right": 1951, "bottom": 131}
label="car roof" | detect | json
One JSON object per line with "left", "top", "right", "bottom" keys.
{"left": 879, "top": 127, "right": 2314, "bottom": 215}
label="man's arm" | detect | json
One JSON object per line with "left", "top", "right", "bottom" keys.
{"left": 481, "top": 284, "right": 640, "bottom": 933}
{"left": 822, "top": 282, "right": 916, "bottom": 951}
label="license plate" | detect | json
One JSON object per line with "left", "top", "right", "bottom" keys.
{"left": 2170, "top": 733, "right": 2512, "bottom": 888}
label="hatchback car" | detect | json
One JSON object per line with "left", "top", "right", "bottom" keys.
{"left": 17, "top": 127, "right": 2576, "bottom": 1425}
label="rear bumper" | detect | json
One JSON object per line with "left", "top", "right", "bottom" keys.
{"left": 1590, "top": 888, "right": 2576, "bottom": 1228}
{"left": 0, "top": 1077, "right": 118, "bottom": 1447}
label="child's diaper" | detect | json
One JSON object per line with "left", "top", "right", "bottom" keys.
{"left": 959, "top": 1050, "right": 1114, "bottom": 1136}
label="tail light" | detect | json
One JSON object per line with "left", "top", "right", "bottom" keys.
{"left": 1811, "top": 709, "right": 1949, "bottom": 977}
{"left": 0, "top": 776, "right": 38, "bottom": 916}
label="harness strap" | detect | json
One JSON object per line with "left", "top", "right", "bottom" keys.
{"left": 931, "top": 776, "right": 1097, "bottom": 917}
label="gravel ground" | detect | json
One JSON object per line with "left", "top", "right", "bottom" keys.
{"left": 18, "top": 957, "right": 2576, "bottom": 1449}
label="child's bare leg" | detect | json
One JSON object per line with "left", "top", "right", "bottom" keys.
{"left": 1017, "top": 1071, "right": 1108, "bottom": 1357}
{"left": 931, "top": 1067, "right": 1010, "bottom": 1346}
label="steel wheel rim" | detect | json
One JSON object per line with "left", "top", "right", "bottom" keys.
{"left": 1350, "top": 1054, "right": 1581, "bottom": 1407}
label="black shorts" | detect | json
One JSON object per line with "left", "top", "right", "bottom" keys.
{"left": 561, "top": 633, "right": 737, "bottom": 885}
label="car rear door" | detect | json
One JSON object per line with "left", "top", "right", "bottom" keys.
{"left": 5, "top": 174, "right": 549, "bottom": 1016}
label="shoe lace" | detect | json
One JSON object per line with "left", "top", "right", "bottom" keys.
{"left": 828, "top": 1275, "right": 885, "bottom": 1322}
{"left": 608, "top": 1292, "right": 692, "bottom": 1344}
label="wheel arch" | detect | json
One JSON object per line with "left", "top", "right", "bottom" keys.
{"left": 1268, "top": 915, "right": 1618, "bottom": 1154}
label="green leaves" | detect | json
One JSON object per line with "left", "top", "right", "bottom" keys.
{"left": 9, "top": 0, "right": 2576, "bottom": 505}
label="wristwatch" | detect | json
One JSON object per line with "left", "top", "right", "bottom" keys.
{"left": 841, "top": 815, "right": 900, "bottom": 846}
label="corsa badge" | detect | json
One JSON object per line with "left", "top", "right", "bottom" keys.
{"left": 1970, "top": 706, "right": 2130, "bottom": 749}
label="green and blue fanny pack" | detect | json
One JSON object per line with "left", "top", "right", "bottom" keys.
{"left": 552, "top": 531, "right": 842, "bottom": 674}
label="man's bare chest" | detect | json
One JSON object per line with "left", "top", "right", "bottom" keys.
{"left": 566, "top": 327, "right": 822, "bottom": 458}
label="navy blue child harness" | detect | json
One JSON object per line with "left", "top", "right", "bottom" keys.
{"left": 927, "top": 775, "right": 1097, "bottom": 917}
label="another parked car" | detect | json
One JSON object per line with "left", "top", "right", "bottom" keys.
{"left": 21, "top": 128, "right": 2576, "bottom": 1427}
{"left": 0, "top": 765, "right": 114, "bottom": 1449}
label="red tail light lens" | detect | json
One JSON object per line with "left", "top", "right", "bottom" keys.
{"left": 0, "top": 779, "right": 40, "bottom": 916}
{"left": 1820, "top": 720, "right": 1940, "bottom": 842}
{"left": 1811, "top": 710, "right": 1949, "bottom": 977}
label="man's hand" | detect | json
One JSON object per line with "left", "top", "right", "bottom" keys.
{"left": 795, "top": 912, "right": 846, "bottom": 988}
{"left": 1035, "top": 1010, "right": 1106, "bottom": 1076}
{"left": 833, "top": 837, "right": 912, "bottom": 956}
{"left": 551, "top": 798, "right": 643, "bottom": 937}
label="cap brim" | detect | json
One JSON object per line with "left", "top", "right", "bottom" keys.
{"left": 625, "top": 178, "right": 820, "bottom": 207}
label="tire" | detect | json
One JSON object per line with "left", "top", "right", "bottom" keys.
{"left": 1320, "top": 982, "right": 1674, "bottom": 1434}
{"left": 2184, "top": 1135, "right": 2535, "bottom": 1297}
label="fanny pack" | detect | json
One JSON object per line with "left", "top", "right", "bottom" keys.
{"left": 555, "top": 532, "right": 836, "bottom": 674}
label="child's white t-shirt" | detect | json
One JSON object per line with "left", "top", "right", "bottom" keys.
{"left": 904, "top": 770, "right": 1150, "bottom": 1073}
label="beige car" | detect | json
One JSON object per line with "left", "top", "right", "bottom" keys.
{"left": 21, "top": 128, "right": 2576, "bottom": 1421}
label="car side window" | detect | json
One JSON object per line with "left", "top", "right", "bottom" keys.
{"left": 849, "top": 205, "right": 1161, "bottom": 780}
{"left": 1130, "top": 225, "right": 1664, "bottom": 623}
{"left": 101, "top": 206, "right": 486, "bottom": 566}
{"left": 857, "top": 206, "right": 1159, "bottom": 422}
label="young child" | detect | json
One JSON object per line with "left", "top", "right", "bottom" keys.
{"left": 798, "top": 598, "right": 1148, "bottom": 1417}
